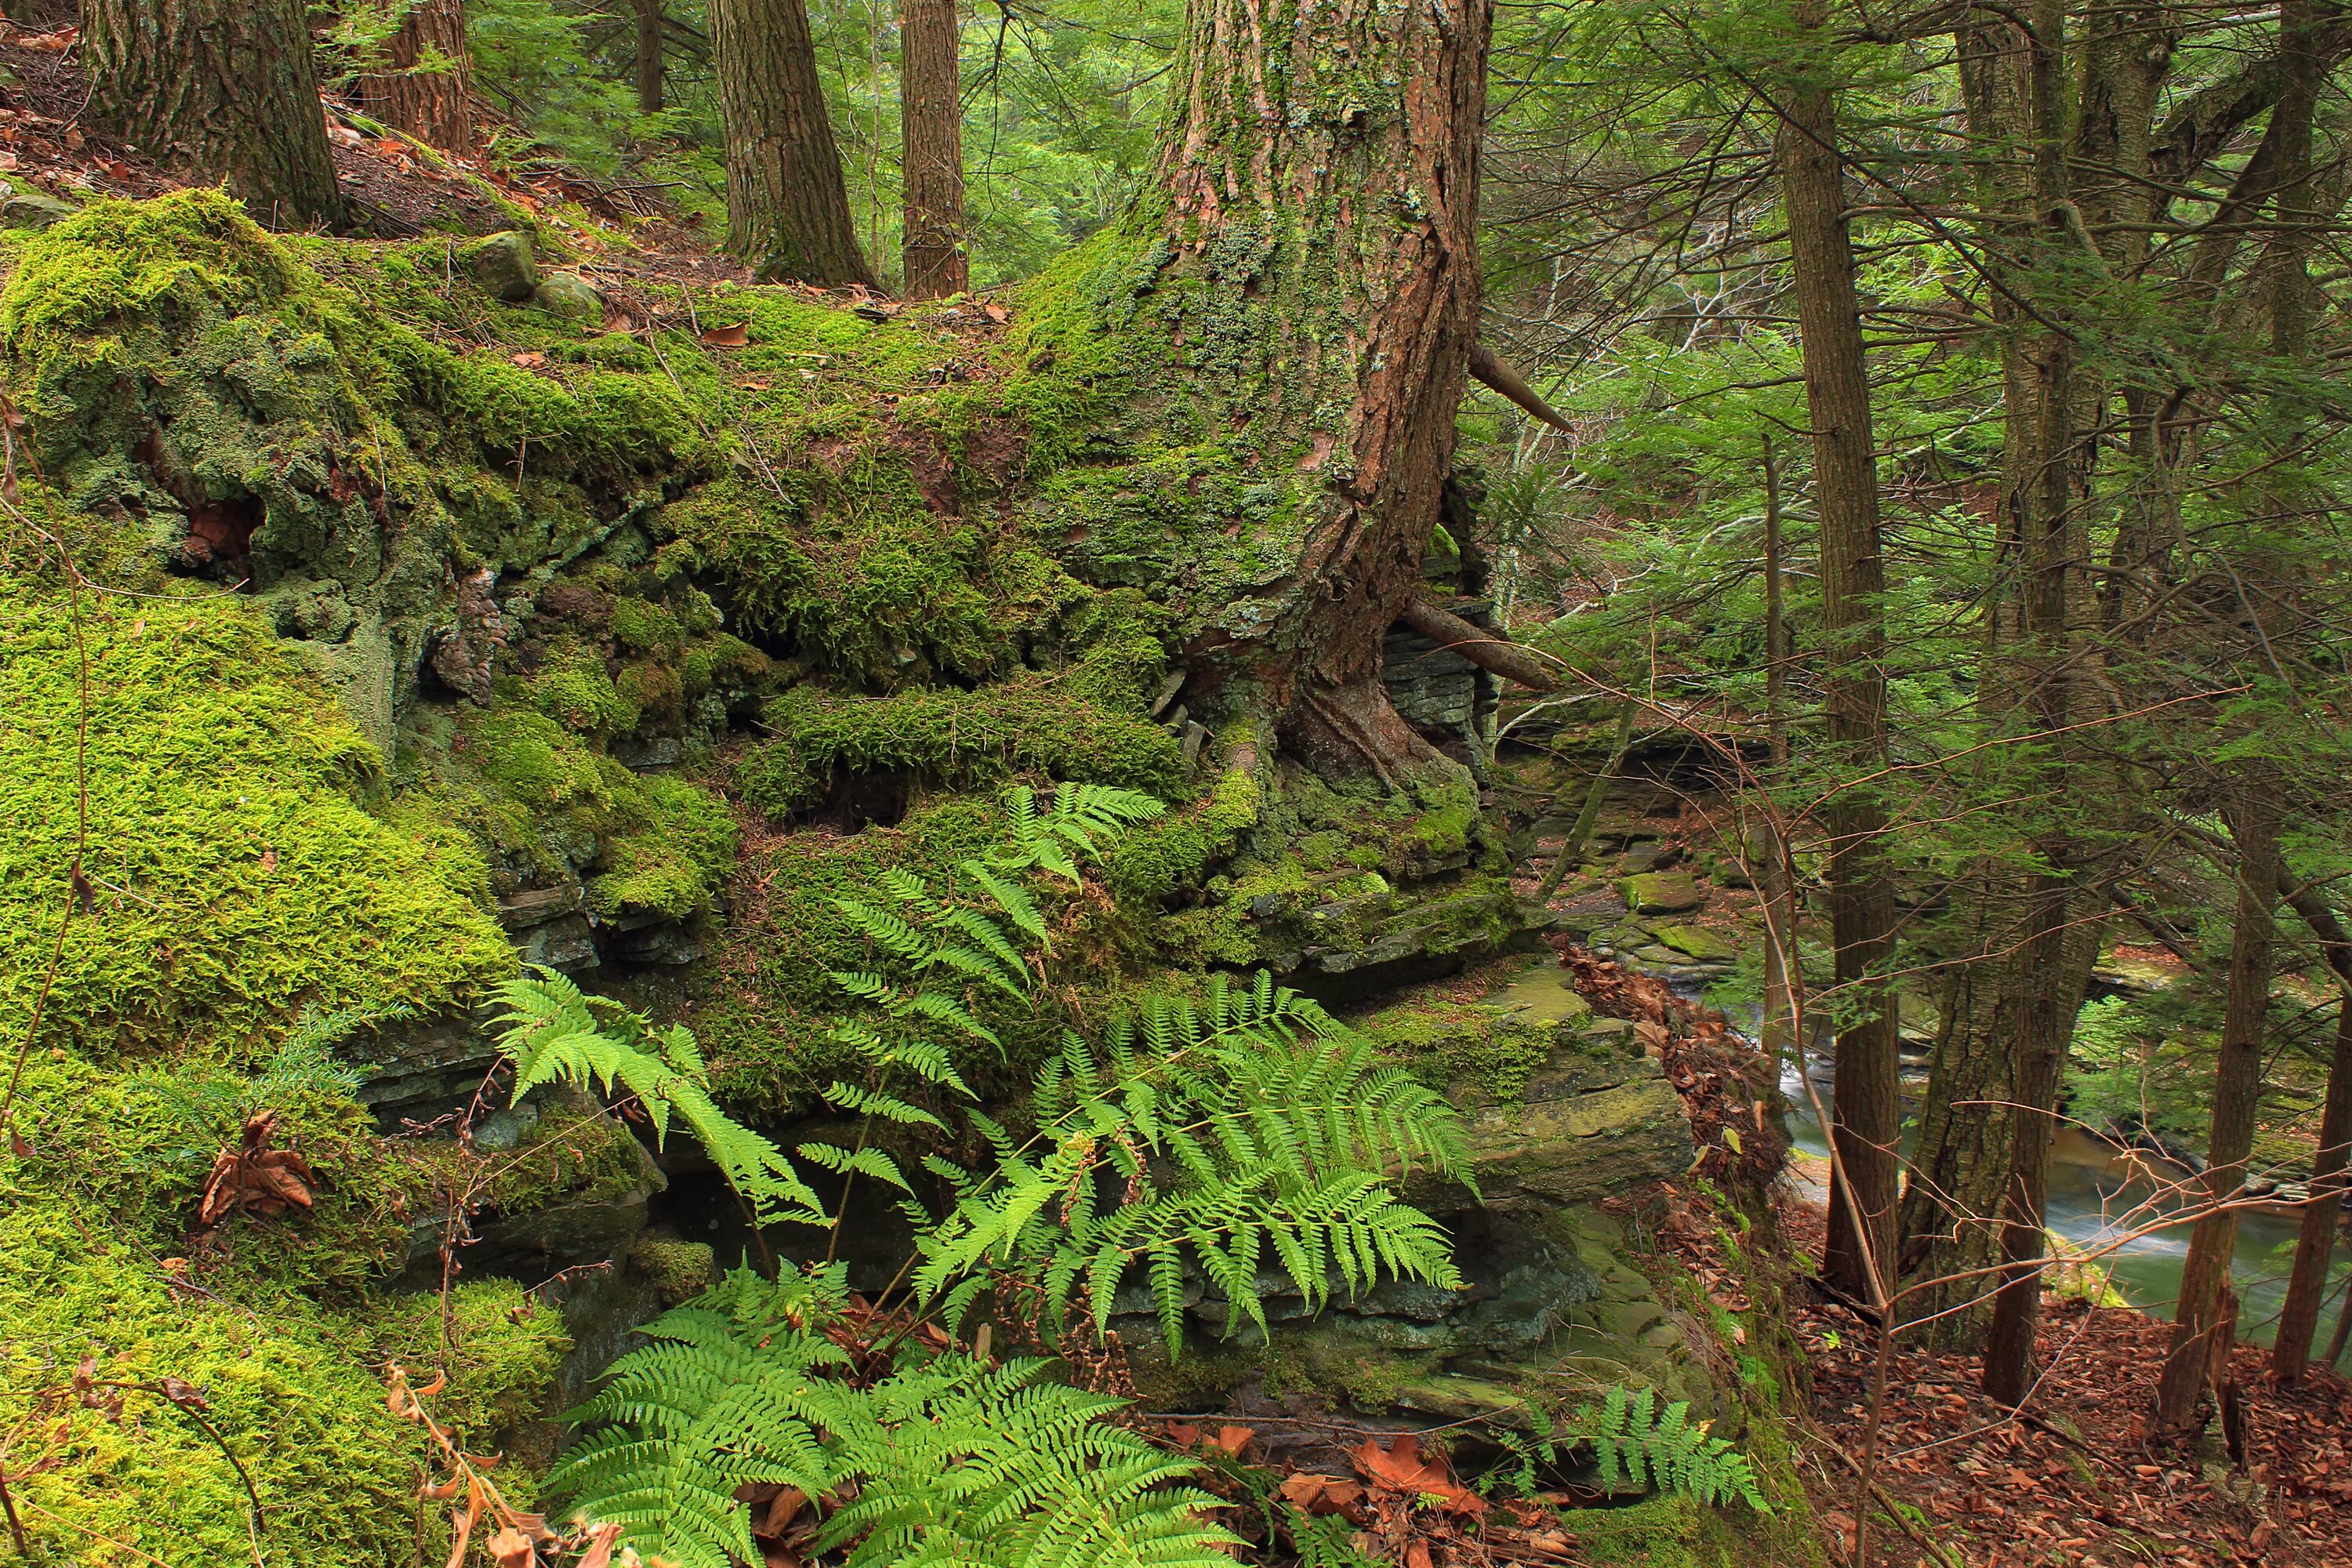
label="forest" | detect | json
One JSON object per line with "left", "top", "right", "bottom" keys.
{"left": 0, "top": 0, "right": 2347, "bottom": 1564}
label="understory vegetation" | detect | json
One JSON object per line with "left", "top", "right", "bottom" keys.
{"left": 5, "top": 0, "right": 2352, "bottom": 1565}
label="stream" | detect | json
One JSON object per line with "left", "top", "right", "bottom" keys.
{"left": 1487, "top": 955, "right": 2343, "bottom": 1347}
{"left": 1778, "top": 1052, "right": 2334, "bottom": 1348}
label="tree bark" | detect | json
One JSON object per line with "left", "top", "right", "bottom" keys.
{"left": 636, "top": 0, "right": 666, "bottom": 114}
{"left": 1758, "top": 435, "right": 1798, "bottom": 1068}
{"left": 899, "top": 0, "right": 966, "bottom": 299}
{"left": 710, "top": 0, "right": 878, "bottom": 288}
{"left": 2274, "top": 993, "right": 2352, "bottom": 1381}
{"left": 82, "top": 0, "right": 343, "bottom": 230}
{"left": 352, "top": 0, "right": 475, "bottom": 155}
{"left": 1976, "top": 0, "right": 2094, "bottom": 1407}
{"left": 1014, "top": 0, "right": 1490, "bottom": 777}
{"left": 1774, "top": 0, "right": 1901, "bottom": 1307}
{"left": 2154, "top": 788, "right": 2281, "bottom": 1430}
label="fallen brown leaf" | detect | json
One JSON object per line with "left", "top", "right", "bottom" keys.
{"left": 699, "top": 324, "right": 750, "bottom": 347}
{"left": 198, "top": 1112, "right": 317, "bottom": 1226}
{"left": 1209, "top": 1424, "right": 1254, "bottom": 1457}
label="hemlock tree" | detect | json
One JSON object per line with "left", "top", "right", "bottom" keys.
{"left": 1024, "top": 0, "right": 1491, "bottom": 773}
{"left": 1771, "top": 0, "right": 1900, "bottom": 1308}
{"left": 710, "top": 0, "right": 879, "bottom": 287}
{"left": 353, "top": 0, "right": 477, "bottom": 154}
{"left": 899, "top": 0, "right": 967, "bottom": 298}
{"left": 82, "top": 0, "right": 343, "bottom": 229}
{"left": 635, "top": 0, "right": 666, "bottom": 114}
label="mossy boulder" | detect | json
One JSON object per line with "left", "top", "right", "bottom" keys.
{"left": 534, "top": 270, "right": 605, "bottom": 318}
{"left": 1618, "top": 869, "right": 1705, "bottom": 915}
{"left": 0, "top": 579, "right": 510, "bottom": 1063}
{"left": 1653, "top": 922, "right": 1739, "bottom": 963}
{"left": 0, "top": 183, "right": 77, "bottom": 230}
{"left": 463, "top": 230, "right": 540, "bottom": 302}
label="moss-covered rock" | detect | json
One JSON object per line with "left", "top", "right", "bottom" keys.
{"left": 1619, "top": 870, "right": 1705, "bottom": 915}
{"left": 0, "top": 579, "right": 510, "bottom": 1063}
{"left": 739, "top": 675, "right": 1184, "bottom": 819}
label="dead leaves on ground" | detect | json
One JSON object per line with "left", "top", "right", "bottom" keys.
{"left": 197, "top": 1111, "right": 316, "bottom": 1227}
{"left": 1166, "top": 1422, "right": 1582, "bottom": 1567}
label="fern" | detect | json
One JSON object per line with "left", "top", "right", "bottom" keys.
{"left": 1580, "top": 1385, "right": 1767, "bottom": 1511}
{"left": 912, "top": 973, "right": 1472, "bottom": 1352}
{"left": 991, "top": 782, "right": 1166, "bottom": 884}
{"left": 489, "top": 969, "right": 826, "bottom": 1226}
{"left": 551, "top": 1269, "right": 1240, "bottom": 1568}
{"left": 545, "top": 1268, "right": 848, "bottom": 1568}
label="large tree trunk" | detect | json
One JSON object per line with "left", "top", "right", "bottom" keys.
{"left": 352, "top": 0, "right": 475, "bottom": 154}
{"left": 710, "top": 0, "right": 878, "bottom": 288}
{"left": 1976, "top": 0, "right": 2093, "bottom": 1407}
{"left": 636, "top": 0, "right": 666, "bottom": 114}
{"left": 899, "top": 0, "right": 967, "bottom": 299}
{"left": 1774, "top": 0, "right": 1901, "bottom": 1307}
{"left": 1018, "top": 0, "right": 1490, "bottom": 775}
{"left": 82, "top": 0, "right": 343, "bottom": 230}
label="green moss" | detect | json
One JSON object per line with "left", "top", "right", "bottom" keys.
{"left": 0, "top": 583, "right": 510, "bottom": 1064}
{"left": 0, "top": 189, "right": 307, "bottom": 354}
{"left": 0, "top": 1128, "right": 566, "bottom": 1568}
{"left": 629, "top": 1231, "right": 719, "bottom": 1305}
{"left": 372, "top": 1279, "right": 572, "bottom": 1443}
{"left": 524, "top": 634, "right": 639, "bottom": 734}
{"left": 742, "top": 677, "right": 1183, "bottom": 818}
{"left": 1102, "top": 757, "right": 1261, "bottom": 909}
{"left": 695, "top": 793, "right": 1075, "bottom": 1109}
{"left": 1356, "top": 998, "right": 1563, "bottom": 1104}
{"left": 590, "top": 769, "right": 739, "bottom": 916}
{"left": 608, "top": 594, "right": 683, "bottom": 654}
{"left": 0, "top": 1194, "right": 422, "bottom": 1566}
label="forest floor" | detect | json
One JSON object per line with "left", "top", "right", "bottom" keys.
{"left": 1781, "top": 1199, "right": 2352, "bottom": 1568}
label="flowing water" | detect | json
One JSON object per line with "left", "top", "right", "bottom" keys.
{"left": 1777, "top": 1051, "right": 2337, "bottom": 1347}
{"left": 1486, "top": 956, "right": 2346, "bottom": 1347}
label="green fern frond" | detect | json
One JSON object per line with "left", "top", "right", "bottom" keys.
{"left": 490, "top": 969, "right": 826, "bottom": 1226}
{"left": 1578, "top": 1385, "right": 1768, "bottom": 1511}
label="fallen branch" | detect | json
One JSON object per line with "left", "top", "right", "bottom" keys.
{"left": 1396, "top": 597, "right": 1563, "bottom": 693}
{"left": 1469, "top": 343, "right": 1575, "bottom": 432}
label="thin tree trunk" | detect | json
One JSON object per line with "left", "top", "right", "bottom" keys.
{"left": 1979, "top": 5, "right": 2084, "bottom": 1402}
{"left": 2154, "top": 787, "right": 2281, "bottom": 1430}
{"left": 899, "top": 0, "right": 967, "bottom": 298}
{"left": 1536, "top": 699, "right": 1633, "bottom": 902}
{"left": 635, "top": 0, "right": 666, "bottom": 114}
{"left": 1759, "top": 434, "right": 1797, "bottom": 1067}
{"left": 710, "top": 0, "right": 878, "bottom": 287}
{"left": 2274, "top": 995, "right": 2352, "bottom": 1380}
{"left": 1774, "top": 0, "right": 1901, "bottom": 1307}
{"left": 82, "top": 0, "right": 343, "bottom": 229}
{"left": 353, "top": 0, "right": 475, "bottom": 154}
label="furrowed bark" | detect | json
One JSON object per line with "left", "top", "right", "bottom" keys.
{"left": 899, "top": 0, "right": 967, "bottom": 299}
{"left": 710, "top": 0, "right": 878, "bottom": 287}
{"left": 1775, "top": 0, "right": 1902, "bottom": 1308}
{"left": 1979, "top": 0, "right": 2092, "bottom": 1408}
{"left": 1138, "top": 0, "right": 1492, "bottom": 775}
{"left": 2274, "top": 992, "right": 2352, "bottom": 1381}
{"left": 353, "top": 0, "right": 476, "bottom": 154}
{"left": 82, "top": 0, "right": 343, "bottom": 230}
